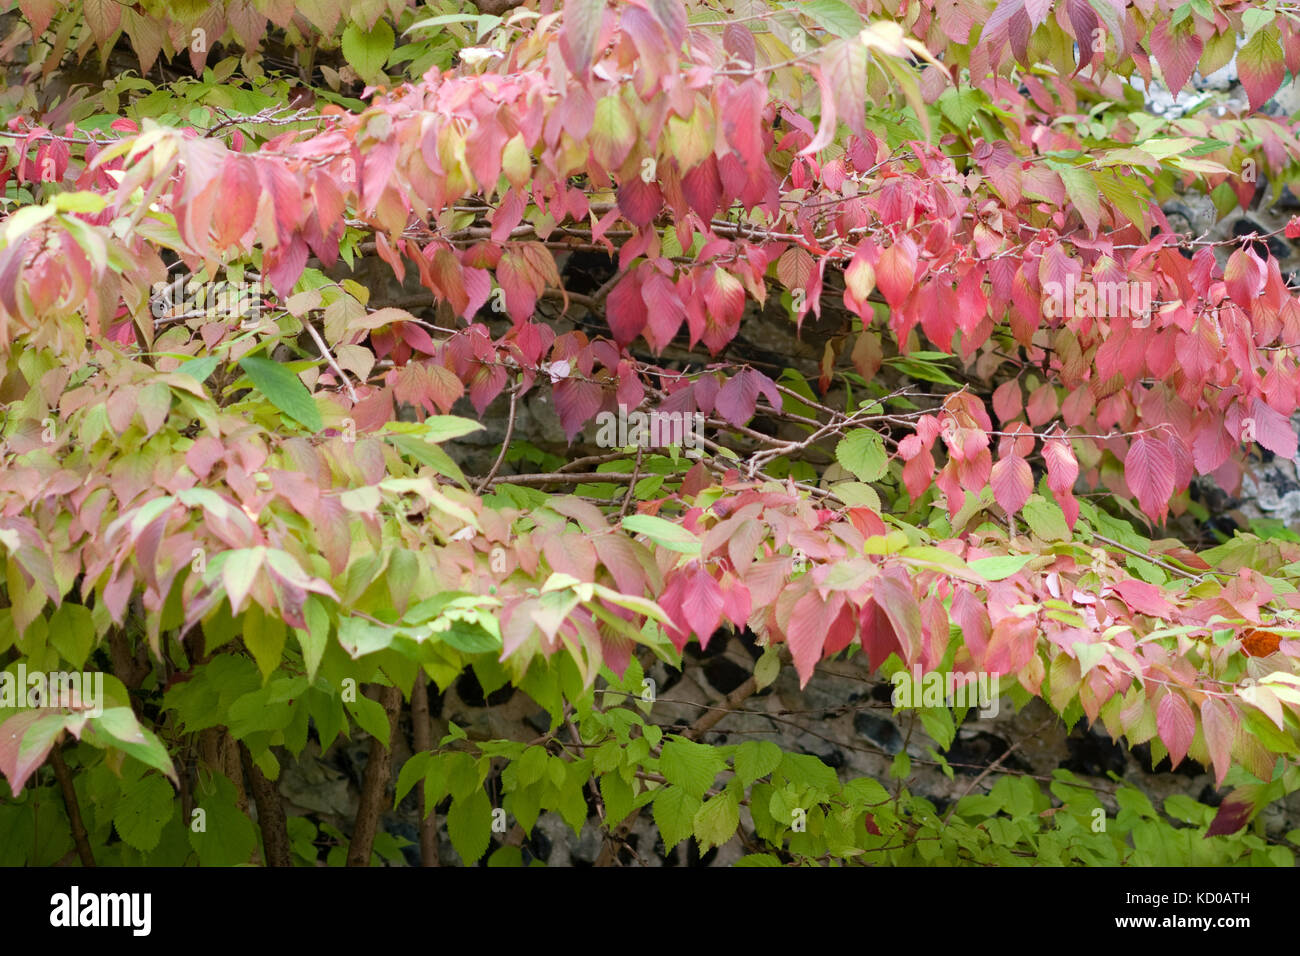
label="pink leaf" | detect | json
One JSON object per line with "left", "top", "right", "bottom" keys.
{"left": 1249, "top": 397, "right": 1298, "bottom": 460}
{"left": 606, "top": 271, "right": 648, "bottom": 346}
{"left": 992, "top": 380, "right": 1022, "bottom": 423}
{"left": 680, "top": 565, "right": 723, "bottom": 647}
{"left": 991, "top": 454, "right": 1033, "bottom": 515}
{"left": 1148, "top": 19, "right": 1203, "bottom": 95}
{"left": 788, "top": 589, "right": 840, "bottom": 687}
{"left": 1125, "top": 434, "right": 1176, "bottom": 523}
{"left": 876, "top": 239, "right": 916, "bottom": 309}
{"left": 1156, "top": 690, "right": 1195, "bottom": 769}
{"left": 1200, "top": 697, "right": 1234, "bottom": 788}
{"left": 560, "top": 0, "right": 604, "bottom": 76}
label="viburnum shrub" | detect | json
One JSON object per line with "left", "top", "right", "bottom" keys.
{"left": 2, "top": 0, "right": 1300, "bottom": 866}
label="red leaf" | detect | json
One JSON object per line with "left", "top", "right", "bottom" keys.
{"left": 1043, "top": 434, "right": 1078, "bottom": 497}
{"left": 1200, "top": 697, "right": 1234, "bottom": 788}
{"left": 1148, "top": 18, "right": 1203, "bottom": 95}
{"left": 1205, "top": 788, "right": 1256, "bottom": 838}
{"left": 1156, "top": 690, "right": 1195, "bottom": 769}
{"left": 1238, "top": 27, "right": 1285, "bottom": 113}
{"left": 992, "top": 380, "right": 1022, "bottom": 423}
{"left": 984, "top": 615, "right": 1036, "bottom": 676}
{"left": 876, "top": 239, "right": 916, "bottom": 309}
{"left": 872, "top": 575, "right": 922, "bottom": 666}
{"left": 617, "top": 176, "right": 663, "bottom": 228}
{"left": 716, "top": 369, "right": 770, "bottom": 426}
{"left": 0, "top": 711, "right": 65, "bottom": 796}
{"left": 641, "top": 272, "right": 685, "bottom": 352}
{"left": 606, "top": 271, "right": 648, "bottom": 345}
{"left": 1249, "top": 397, "right": 1298, "bottom": 460}
{"left": 1125, "top": 434, "right": 1176, "bottom": 523}
{"left": 681, "top": 157, "right": 722, "bottom": 221}
{"left": 1224, "top": 248, "right": 1266, "bottom": 307}
{"left": 680, "top": 564, "right": 724, "bottom": 647}
{"left": 722, "top": 78, "right": 766, "bottom": 176}
{"left": 560, "top": 0, "right": 605, "bottom": 76}
{"left": 788, "top": 589, "right": 841, "bottom": 687}
{"left": 553, "top": 377, "right": 605, "bottom": 441}
{"left": 991, "top": 454, "right": 1033, "bottom": 515}
{"left": 213, "top": 159, "right": 259, "bottom": 247}
{"left": 777, "top": 246, "right": 814, "bottom": 292}
{"left": 1025, "top": 383, "right": 1058, "bottom": 427}
{"left": 497, "top": 251, "right": 539, "bottom": 325}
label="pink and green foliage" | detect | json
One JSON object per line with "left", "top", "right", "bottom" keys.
{"left": 2, "top": 0, "right": 1300, "bottom": 864}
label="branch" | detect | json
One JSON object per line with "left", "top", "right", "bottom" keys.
{"left": 475, "top": 385, "right": 518, "bottom": 494}
{"left": 346, "top": 684, "right": 403, "bottom": 867}
{"left": 483, "top": 471, "right": 641, "bottom": 486}
{"left": 239, "top": 742, "right": 292, "bottom": 867}
{"left": 50, "top": 741, "right": 95, "bottom": 867}
{"left": 303, "top": 319, "right": 359, "bottom": 404}
{"left": 410, "top": 678, "right": 439, "bottom": 867}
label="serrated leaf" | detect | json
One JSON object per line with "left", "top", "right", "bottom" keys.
{"left": 835, "top": 429, "right": 888, "bottom": 481}
{"left": 113, "top": 773, "right": 175, "bottom": 853}
{"left": 659, "top": 738, "right": 726, "bottom": 798}
{"left": 734, "top": 740, "right": 782, "bottom": 786}
{"left": 447, "top": 788, "right": 492, "bottom": 865}
{"left": 693, "top": 791, "right": 740, "bottom": 851}
{"left": 652, "top": 785, "right": 701, "bottom": 851}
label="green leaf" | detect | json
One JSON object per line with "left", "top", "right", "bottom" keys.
{"left": 620, "top": 514, "right": 700, "bottom": 555}
{"left": 414, "top": 416, "right": 484, "bottom": 442}
{"left": 753, "top": 644, "right": 781, "bottom": 690}
{"left": 600, "top": 771, "right": 635, "bottom": 827}
{"left": 833, "top": 481, "right": 882, "bottom": 509}
{"left": 778, "top": 752, "right": 840, "bottom": 798}
{"left": 447, "top": 788, "right": 492, "bottom": 865}
{"left": 190, "top": 772, "right": 258, "bottom": 865}
{"left": 48, "top": 602, "right": 94, "bottom": 669}
{"left": 244, "top": 606, "right": 286, "bottom": 683}
{"left": 296, "top": 596, "right": 329, "bottom": 681}
{"left": 968, "top": 554, "right": 1034, "bottom": 581}
{"left": 175, "top": 355, "right": 220, "bottom": 384}
{"left": 1022, "top": 495, "right": 1071, "bottom": 542}
{"left": 345, "top": 692, "right": 392, "bottom": 748}
{"left": 91, "top": 708, "right": 176, "bottom": 782}
{"left": 652, "top": 785, "right": 701, "bottom": 851}
{"left": 734, "top": 740, "right": 783, "bottom": 787}
{"left": 835, "top": 429, "right": 889, "bottom": 482}
{"left": 787, "top": 0, "right": 864, "bottom": 37}
{"left": 52, "top": 191, "right": 109, "bottom": 214}
{"left": 919, "top": 707, "right": 956, "bottom": 750}
{"left": 433, "top": 620, "right": 502, "bottom": 654}
{"left": 113, "top": 773, "right": 175, "bottom": 853}
{"left": 395, "top": 751, "right": 435, "bottom": 808}
{"left": 237, "top": 356, "right": 323, "bottom": 432}
{"left": 693, "top": 791, "right": 740, "bottom": 851}
{"left": 660, "top": 738, "right": 727, "bottom": 798}
{"left": 341, "top": 20, "right": 395, "bottom": 84}
{"left": 735, "top": 853, "right": 783, "bottom": 866}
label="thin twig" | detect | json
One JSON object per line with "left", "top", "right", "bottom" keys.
{"left": 475, "top": 385, "right": 518, "bottom": 494}
{"left": 303, "top": 319, "right": 359, "bottom": 403}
